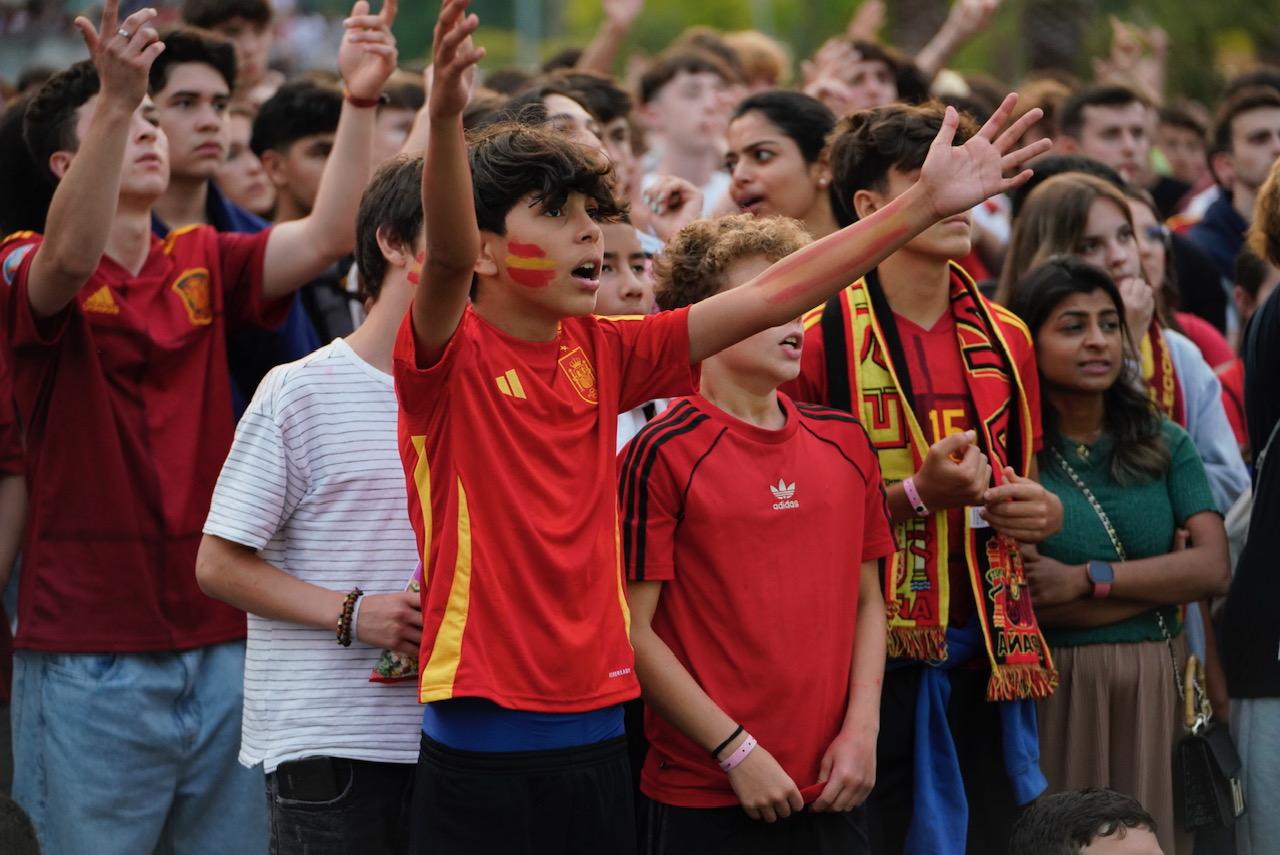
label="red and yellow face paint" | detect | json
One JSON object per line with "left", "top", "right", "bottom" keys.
{"left": 504, "top": 241, "right": 556, "bottom": 288}
{"left": 406, "top": 250, "right": 425, "bottom": 285}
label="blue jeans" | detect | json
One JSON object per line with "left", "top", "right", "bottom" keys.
{"left": 10, "top": 641, "right": 267, "bottom": 855}
{"left": 1234, "top": 697, "right": 1280, "bottom": 855}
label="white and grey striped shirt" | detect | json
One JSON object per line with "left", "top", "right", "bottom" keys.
{"left": 204, "top": 339, "right": 422, "bottom": 773}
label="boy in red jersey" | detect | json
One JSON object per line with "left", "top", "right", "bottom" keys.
{"left": 620, "top": 214, "right": 893, "bottom": 854}
{"left": 399, "top": 3, "right": 1049, "bottom": 851}
{"left": 789, "top": 103, "right": 1063, "bottom": 855}
{"left": 0, "top": 1, "right": 398, "bottom": 851}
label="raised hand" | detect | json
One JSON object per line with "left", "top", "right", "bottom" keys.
{"left": 602, "top": 0, "right": 644, "bottom": 30}
{"left": 430, "top": 0, "right": 485, "bottom": 121}
{"left": 638, "top": 175, "right": 703, "bottom": 244}
{"left": 917, "top": 94, "right": 1051, "bottom": 221}
{"left": 72, "top": 0, "right": 164, "bottom": 113}
{"left": 340, "top": 0, "right": 399, "bottom": 102}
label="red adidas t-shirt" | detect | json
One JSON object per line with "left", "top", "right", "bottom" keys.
{"left": 393, "top": 305, "right": 696, "bottom": 712}
{"left": 1, "top": 226, "right": 286, "bottom": 652}
{"left": 620, "top": 394, "right": 895, "bottom": 808}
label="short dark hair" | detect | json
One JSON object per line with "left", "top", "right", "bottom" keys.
{"left": 1058, "top": 84, "right": 1149, "bottom": 140}
{"left": 1007, "top": 153, "right": 1125, "bottom": 221}
{"left": 541, "top": 48, "right": 583, "bottom": 74}
{"left": 1211, "top": 86, "right": 1280, "bottom": 156}
{"left": 1235, "top": 247, "right": 1273, "bottom": 298}
{"left": 1223, "top": 67, "right": 1280, "bottom": 102}
{"left": 0, "top": 95, "right": 51, "bottom": 233}
{"left": 381, "top": 71, "right": 425, "bottom": 112}
{"left": 467, "top": 120, "right": 622, "bottom": 236}
{"left": 828, "top": 101, "right": 976, "bottom": 226}
{"left": 639, "top": 50, "right": 733, "bottom": 105}
{"left": 181, "top": 0, "right": 271, "bottom": 29}
{"left": 499, "top": 83, "right": 592, "bottom": 127}
{"left": 1159, "top": 104, "right": 1207, "bottom": 138}
{"left": 16, "top": 65, "right": 56, "bottom": 94}
{"left": 150, "top": 27, "right": 237, "bottom": 94}
{"left": 355, "top": 154, "right": 423, "bottom": 303}
{"left": 1008, "top": 788, "right": 1158, "bottom": 855}
{"left": 483, "top": 67, "right": 536, "bottom": 96}
{"left": 251, "top": 80, "right": 342, "bottom": 156}
{"left": 547, "top": 71, "right": 633, "bottom": 123}
{"left": 732, "top": 89, "right": 834, "bottom": 163}
{"left": 23, "top": 60, "right": 99, "bottom": 185}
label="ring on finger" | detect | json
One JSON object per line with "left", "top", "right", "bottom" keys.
{"left": 117, "top": 27, "right": 132, "bottom": 38}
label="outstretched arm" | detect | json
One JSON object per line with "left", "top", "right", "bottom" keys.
{"left": 26, "top": 0, "right": 164, "bottom": 318}
{"left": 410, "top": 0, "right": 485, "bottom": 367}
{"left": 576, "top": 0, "right": 643, "bottom": 77}
{"left": 687, "top": 95, "right": 1050, "bottom": 364}
{"left": 261, "top": 0, "right": 398, "bottom": 300}
{"left": 915, "top": 0, "right": 1002, "bottom": 80}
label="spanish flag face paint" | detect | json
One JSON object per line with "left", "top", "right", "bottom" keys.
{"left": 504, "top": 241, "right": 557, "bottom": 289}
{"left": 406, "top": 250, "right": 425, "bottom": 285}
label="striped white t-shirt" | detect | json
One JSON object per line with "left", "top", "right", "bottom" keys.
{"left": 204, "top": 339, "right": 421, "bottom": 773}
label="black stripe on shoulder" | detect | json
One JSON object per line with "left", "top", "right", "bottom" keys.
{"left": 799, "top": 421, "right": 871, "bottom": 486}
{"left": 796, "top": 402, "right": 864, "bottom": 426}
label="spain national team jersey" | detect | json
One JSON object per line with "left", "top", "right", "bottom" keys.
{"left": 0, "top": 226, "right": 286, "bottom": 652}
{"left": 620, "top": 394, "right": 895, "bottom": 807}
{"left": 393, "top": 305, "right": 696, "bottom": 712}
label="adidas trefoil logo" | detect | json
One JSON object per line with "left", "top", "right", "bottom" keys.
{"left": 769, "top": 478, "right": 799, "bottom": 510}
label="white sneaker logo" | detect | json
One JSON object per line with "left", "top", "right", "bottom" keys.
{"left": 770, "top": 479, "right": 799, "bottom": 510}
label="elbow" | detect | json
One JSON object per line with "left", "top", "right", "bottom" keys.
{"left": 194, "top": 535, "right": 225, "bottom": 599}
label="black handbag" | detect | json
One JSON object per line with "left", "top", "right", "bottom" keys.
{"left": 1171, "top": 655, "right": 1247, "bottom": 832}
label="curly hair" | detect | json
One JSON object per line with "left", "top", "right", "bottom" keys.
{"left": 1248, "top": 157, "right": 1280, "bottom": 267}
{"left": 466, "top": 121, "right": 623, "bottom": 235}
{"left": 653, "top": 214, "right": 811, "bottom": 310}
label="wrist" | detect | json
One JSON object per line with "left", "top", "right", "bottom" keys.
{"left": 905, "top": 473, "right": 933, "bottom": 515}
{"left": 343, "top": 86, "right": 383, "bottom": 109}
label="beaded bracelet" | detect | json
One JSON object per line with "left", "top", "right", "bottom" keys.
{"left": 336, "top": 587, "right": 364, "bottom": 647}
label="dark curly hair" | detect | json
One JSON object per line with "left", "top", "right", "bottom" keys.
{"left": 1009, "top": 788, "right": 1156, "bottom": 855}
{"left": 1008, "top": 256, "right": 1171, "bottom": 485}
{"left": 828, "top": 101, "right": 977, "bottom": 227}
{"left": 466, "top": 120, "right": 623, "bottom": 236}
{"left": 150, "top": 27, "right": 237, "bottom": 94}
{"left": 653, "top": 214, "right": 810, "bottom": 310}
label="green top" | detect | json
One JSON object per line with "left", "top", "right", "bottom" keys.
{"left": 1038, "top": 418, "right": 1218, "bottom": 647}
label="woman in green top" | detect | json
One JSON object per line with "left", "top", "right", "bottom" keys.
{"left": 1007, "top": 257, "right": 1229, "bottom": 855}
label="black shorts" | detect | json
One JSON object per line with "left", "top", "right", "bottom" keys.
{"left": 644, "top": 797, "right": 870, "bottom": 855}
{"left": 408, "top": 733, "right": 637, "bottom": 855}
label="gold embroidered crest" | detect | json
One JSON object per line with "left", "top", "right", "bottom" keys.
{"left": 557, "top": 346, "right": 598, "bottom": 404}
{"left": 171, "top": 268, "right": 213, "bottom": 326}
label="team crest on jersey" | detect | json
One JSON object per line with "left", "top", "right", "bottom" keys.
{"left": 171, "top": 268, "right": 213, "bottom": 326}
{"left": 557, "top": 346, "right": 598, "bottom": 404}
{"left": 82, "top": 285, "right": 120, "bottom": 315}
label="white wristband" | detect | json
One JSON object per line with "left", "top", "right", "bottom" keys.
{"left": 350, "top": 596, "right": 365, "bottom": 644}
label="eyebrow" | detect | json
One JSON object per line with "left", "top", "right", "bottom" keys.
{"left": 742, "top": 139, "right": 781, "bottom": 150}
{"left": 167, "top": 89, "right": 229, "bottom": 101}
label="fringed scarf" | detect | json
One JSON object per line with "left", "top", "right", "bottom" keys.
{"left": 1140, "top": 321, "right": 1186, "bottom": 426}
{"left": 819, "top": 265, "right": 1057, "bottom": 701}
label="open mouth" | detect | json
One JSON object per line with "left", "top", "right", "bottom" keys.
{"left": 779, "top": 332, "right": 802, "bottom": 356}
{"left": 735, "top": 193, "right": 766, "bottom": 213}
{"left": 571, "top": 261, "right": 601, "bottom": 285}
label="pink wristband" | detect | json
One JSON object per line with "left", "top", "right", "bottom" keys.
{"left": 903, "top": 476, "right": 929, "bottom": 516}
{"left": 719, "top": 734, "right": 757, "bottom": 772}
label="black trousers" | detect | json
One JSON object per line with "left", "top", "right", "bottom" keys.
{"left": 866, "top": 666, "right": 1023, "bottom": 854}
{"left": 409, "top": 733, "right": 637, "bottom": 854}
{"left": 267, "top": 757, "right": 415, "bottom": 855}
{"left": 645, "top": 798, "right": 870, "bottom": 855}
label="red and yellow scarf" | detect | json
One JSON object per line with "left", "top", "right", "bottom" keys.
{"left": 815, "top": 266, "right": 1057, "bottom": 701}
{"left": 1140, "top": 321, "right": 1185, "bottom": 425}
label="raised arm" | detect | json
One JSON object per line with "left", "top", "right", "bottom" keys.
{"left": 915, "top": 0, "right": 1002, "bottom": 81}
{"left": 687, "top": 95, "right": 1050, "bottom": 364}
{"left": 261, "top": 0, "right": 398, "bottom": 300}
{"left": 26, "top": 0, "right": 164, "bottom": 318}
{"left": 410, "top": 0, "right": 485, "bottom": 367}
{"left": 576, "top": 0, "right": 643, "bottom": 77}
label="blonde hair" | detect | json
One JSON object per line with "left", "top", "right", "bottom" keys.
{"left": 724, "top": 30, "right": 792, "bottom": 88}
{"left": 654, "top": 214, "right": 811, "bottom": 310}
{"left": 998, "top": 173, "right": 1136, "bottom": 306}
{"left": 1248, "top": 157, "right": 1280, "bottom": 267}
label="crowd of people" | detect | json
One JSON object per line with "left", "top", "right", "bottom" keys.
{"left": 0, "top": 0, "right": 1277, "bottom": 854}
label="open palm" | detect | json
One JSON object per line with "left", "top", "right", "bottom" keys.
{"left": 918, "top": 94, "right": 1051, "bottom": 220}
{"left": 339, "top": 0, "right": 399, "bottom": 101}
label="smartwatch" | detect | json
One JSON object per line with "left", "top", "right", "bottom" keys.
{"left": 1086, "top": 560, "right": 1115, "bottom": 599}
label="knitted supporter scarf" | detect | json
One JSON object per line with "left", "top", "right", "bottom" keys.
{"left": 820, "top": 266, "right": 1057, "bottom": 701}
{"left": 1140, "top": 321, "right": 1186, "bottom": 426}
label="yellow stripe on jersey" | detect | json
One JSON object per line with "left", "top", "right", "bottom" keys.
{"left": 420, "top": 476, "right": 474, "bottom": 702}
{"left": 162, "top": 224, "right": 203, "bottom": 255}
{"left": 410, "top": 435, "right": 433, "bottom": 587}
{"left": 613, "top": 510, "right": 630, "bottom": 639}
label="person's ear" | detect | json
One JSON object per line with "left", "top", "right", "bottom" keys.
{"left": 48, "top": 150, "right": 74, "bottom": 181}
{"left": 852, "top": 188, "right": 884, "bottom": 221}
{"left": 374, "top": 224, "right": 410, "bottom": 270}
{"left": 474, "top": 232, "right": 500, "bottom": 278}
{"left": 258, "top": 148, "right": 289, "bottom": 190}
{"left": 1209, "top": 150, "right": 1235, "bottom": 189}
{"left": 810, "top": 153, "right": 833, "bottom": 191}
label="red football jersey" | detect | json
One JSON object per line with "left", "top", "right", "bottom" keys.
{"left": 1, "top": 226, "right": 287, "bottom": 652}
{"left": 393, "top": 305, "right": 696, "bottom": 712}
{"left": 620, "top": 394, "right": 895, "bottom": 808}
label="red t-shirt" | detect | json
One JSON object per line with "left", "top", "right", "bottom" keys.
{"left": 393, "top": 305, "right": 696, "bottom": 712}
{"left": 1176, "top": 311, "right": 1235, "bottom": 370}
{"left": 620, "top": 394, "right": 896, "bottom": 808}
{"left": 1, "top": 225, "right": 286, "bottom": 652}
